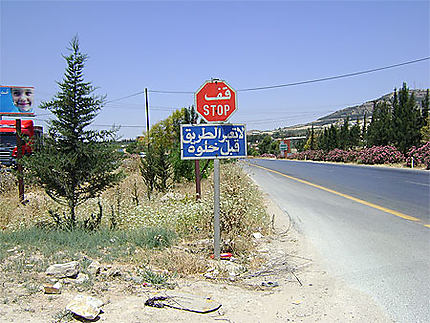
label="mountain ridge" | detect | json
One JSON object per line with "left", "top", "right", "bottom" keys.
{"left": 249, "top": 89, "right": 428, "bottom": 137}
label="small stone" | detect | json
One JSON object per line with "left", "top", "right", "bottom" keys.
{"left": 204, "top": 269, "right": 219, "bottom": 279}
{"left": 66, "top": 295, "right": 103, "bottom": 320}
{"left": 7, "top": 246, "right": 19, "bottom": 253}
{"left": 107, "top": 268, "right": 121, "bottom": 277}
{"left": 75, "top": 273, "right": 89, "bottom": 284}
{"left": 44, "top": 282, "right": 62, "bottom": 294}
{"left": 262, "top": 281, "right": 279, "bottom": 288}
{"left": 87, "top": 260, "right": 101, "bottom": 276}
{"left": 46, "top": 261, "right": 80, "bottom": 278}
{"left": 224, "top": 262, "right": 246, "bottom": 277}
{"left": 131, "top": 276, "right": 144, "bottom": 284}
{"left": 252, "top": 232, "right": 263, "bottom": 239}
{"left": 228, "top": 275, "right": 236, "bottom": 282}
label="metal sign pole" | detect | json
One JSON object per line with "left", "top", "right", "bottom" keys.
{"left": 195, "top": 160, "right": 201, "bottom": 200}
{"left": 213, "top": 157, "right": 220, "bottom": 260}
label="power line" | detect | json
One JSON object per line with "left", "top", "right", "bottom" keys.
{"left": 33, "top": 118, "right": 147, "bottom": 129}
{"left": 113, "top": 57, "right": 429, "bottom": 96}
{"left": 237, "top": 57, "right": 430, "bottom": 92}
{"left": 105, "top": 91, "right": 145, "bottom": 104}
{"left": 148, "top": 89, "right": 193, "bottom": 94}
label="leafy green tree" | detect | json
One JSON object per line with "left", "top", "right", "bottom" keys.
{"left": 295, "top": 138, "right": 306, "bottom": 152}
{"left": 139, "top": 145, "right": 158, "bottom": 200}
{"left": 317, "top": 127, "right": 329, "bottom": 151}
{"left": 391, "top": 83, "right": 421, "bottom": 153}
{"left": 142, "top": 106, "right": 211, "bottom": 183}
{"left": 139, "top": 144, "right": 172, "bottom": 199}
{"left": 349, "top": 118, "right": 361, "bottom": 148}
{"left": 25, "top": 37, "right": 123, "bottom": 228}
{"left": 362, "top": 112, "right": 368, "bottom": 145}
{"left": 270, "top": 140, "right": 279, "bottom": 155}
{"left": 421, "top": 89, "right": 429, "bottom": 127}
{"left": 258, "top": 135, "right": 277, "bottom": 154}
{"left": 367, "top": 100, "right": 392, "bottom": 146}
{"left": 327, "top": 125, "right": 339, "bottom": 151}
{"left": 339, "top": 117, "right": 350, "bottom": 149}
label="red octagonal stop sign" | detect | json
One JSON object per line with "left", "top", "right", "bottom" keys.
{"left": 195, "top": 80, "right": 237, "bottom": 122}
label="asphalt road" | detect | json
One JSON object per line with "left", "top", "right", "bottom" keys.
{"left": 242, "top": 159, "right": 430, "bottom": 323}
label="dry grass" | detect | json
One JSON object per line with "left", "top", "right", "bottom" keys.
{"left": 0, "top": 158, "right": 270, "bottom": 276}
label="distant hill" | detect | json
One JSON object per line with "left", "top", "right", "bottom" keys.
{"left": 249, "top": 89, "right": 428, "bottom": 138}
{"left": 316, "top": 89, "right": 427, "bottom": 126}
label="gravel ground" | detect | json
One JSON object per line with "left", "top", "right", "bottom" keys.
{"left": 0, "top": 194, "right": 392, "bottom": 323}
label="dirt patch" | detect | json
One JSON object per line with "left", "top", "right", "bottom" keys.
{"left": 0, "top": 195, "right": 392, "bottom": 323}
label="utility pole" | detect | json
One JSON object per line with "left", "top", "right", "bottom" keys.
{"left": 16, "top": 119, "right": 24, "bottom": 203}
{"left": 144, "top": 88, "right": 150, "bottom": 135}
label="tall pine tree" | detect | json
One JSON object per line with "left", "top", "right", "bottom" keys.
{"left": 25, "top": 37, "right": 123, "bottom": 229}
{"left": 367, "top": 100, "right": 392, "bottom": 146}
{"left": 420, "top": 89, "right": 430, "bottom": 142}
{"left": 362, "top": 111, "right": 368, "bottom": 146}
{"left": 327, "top": 125, "right": 339, "bottom": 151}
{"left": 421, "top": 89, "right": 429, "bottom": 127}
{"left": 349, "top": 118, "right": 361, "bottom": 148}
{"left": 339, "top": 117, "right": 350, "bottom": 149}
{"left": 391, "top": 83, "right": 421, "bottom": 154}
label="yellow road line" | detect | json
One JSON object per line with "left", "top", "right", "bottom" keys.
{"left": 249, "top": 162, "right": 422, "bottom": 223}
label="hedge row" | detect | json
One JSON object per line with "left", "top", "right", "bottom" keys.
{"left": 288, "top": 142, "right": 430, "bottom": 169}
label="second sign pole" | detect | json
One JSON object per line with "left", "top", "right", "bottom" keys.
{"left": 213, "top": 157, "right": 221, "bottom": 260}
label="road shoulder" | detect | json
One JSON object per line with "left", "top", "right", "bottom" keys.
{"left": 0, "top": 193, "right": 392, "bottom": 323}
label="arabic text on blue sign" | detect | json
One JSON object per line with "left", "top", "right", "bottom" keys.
{"left": 181, "top": 124, "right": 247, "bottom": 159}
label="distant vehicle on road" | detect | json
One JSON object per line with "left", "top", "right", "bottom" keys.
{"left": 0, "top": 120, "right": 42, "bottom": 166}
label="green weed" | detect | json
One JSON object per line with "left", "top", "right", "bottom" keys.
{"left": 0, "top": 226, "right": 177, "bottom": 268}
{"left": 129, "top": 227, "right": 177, "bottom": 249}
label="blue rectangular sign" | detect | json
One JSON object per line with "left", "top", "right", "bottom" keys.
{"left": 0, "top": 86, "right": 35, "bottom": 116}
{"left": 181, "top": 124, "right": 247, "bottom": 159}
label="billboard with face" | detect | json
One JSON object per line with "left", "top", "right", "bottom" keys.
{"left": 0, "top": 86, "right": 35, "bottom": 116}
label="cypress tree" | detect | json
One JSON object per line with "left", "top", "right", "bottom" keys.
{"left": 317, "top": 128, "right": 328, "bottom": 151}
{"left": 362, "top": 111, "right": 368, "bottom": 146}
{"left": 367, "top": 100, "right": 392, "bottom": 146}
{"left": 327, "top": 125, "right": 339, "bottom": 150}
{"left": 391, "top": 83, "right": 421, "bottom": 153}
{"left": 422, "top": 89, "right": 429, "bottom": 127}
{"left": 349, "top": 118, "right": 361, "bottom": 148}
{"left": 310, "top": 124, "right": 315, "bottom": 150}
{"left": 25, "top": 37, "right": 123, "bottom": 229}
{"left": 339, "top": 117, "right": 350, "bottom": 149}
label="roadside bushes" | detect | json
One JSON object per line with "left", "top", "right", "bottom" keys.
{"left": 406, "top": 142, "right": 430, "bottom": 169}
{"left": 357, "top": 146, "right": 404, "bottom": 165}
{"left": 325, "top": 149, "right": 349, "bottom": 162}
{"left": 289, "top": 150, "right": 325, "bottom": 161}
{"left": 289, "top": 144, "right": 417, "bottom": 166}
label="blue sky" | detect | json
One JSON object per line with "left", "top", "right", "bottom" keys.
{"left": 1, "top": 0, "right": 429, "bottom": 139}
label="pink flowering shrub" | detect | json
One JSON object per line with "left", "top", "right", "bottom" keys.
{"left": 288, "top": 150, "right": 325, "bottom": 161}
{"left": 345, "top": 150, "right": 360, "bottom": 163}
{"left": 406, "top": 142, "right": 430, "bottom": 169}
{"left": 290, "top": 146, "right": 405, "bottom": 165}
{"left": 325, "top": 149, "right": 349, "bottom": 162}
{"left": 357, "top": 146, "right": 405, "bottom": 165}
{"left": 260, "top": 153, "right": 277, "bottom": 158}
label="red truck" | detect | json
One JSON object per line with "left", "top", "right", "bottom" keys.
{"left": 0, "top": 120, "right": 42, "bottom": 166}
